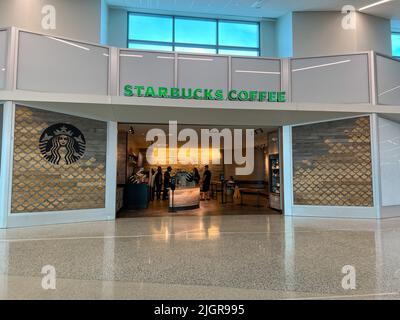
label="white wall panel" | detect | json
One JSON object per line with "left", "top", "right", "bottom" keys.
{"left": 0, "top": 31, "right": 7, "bottom": 89}
{"left": 377, "top": 55, "right": 400, "bottom": 106}
{"left": 291, "top": 54, "right": 370, "bottom": 104}
{"left": 119, "top": 50, "right": 174, "bottom": 95}
{"left": 231, "top": 57, "right": 281, "bottom": 91}
{"left": 17, "top": 31, "right": 109, "bottom": 95}
{"left": 177, "top": 54, "right": 228, "bottom": 92}
{"left": 378, "top": 117, "right": 400, "bottom": 207}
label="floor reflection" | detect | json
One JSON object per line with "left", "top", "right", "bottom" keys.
{"left": 150, "top": 216, "right": 221, "bottom": 242}
{"left": 0, "top": 214, "right": 399, "bottom": 299}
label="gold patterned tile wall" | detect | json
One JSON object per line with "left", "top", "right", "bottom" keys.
{"left": 11, "top": 105, "right": 107, "bottom": 213}
{"left": 292, "top": 116, "right": 373, "bottom": 207}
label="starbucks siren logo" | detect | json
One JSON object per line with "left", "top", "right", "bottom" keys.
{"left": 39, "top": 123, "right": 86, "bottom": 165}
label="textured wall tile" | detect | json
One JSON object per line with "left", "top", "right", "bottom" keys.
{"left": 292, "top": 116, "right": 373, "bottom": 207}
{"left": 11, "top": 106, "right": 107, "bottom": 213}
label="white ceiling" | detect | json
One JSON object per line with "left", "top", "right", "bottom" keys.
{"left": 107, "top": 0, "right": 400, "bottom": 20}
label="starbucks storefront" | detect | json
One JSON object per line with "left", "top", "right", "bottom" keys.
{"left": 1, "top": 27, "right": 400, "bottom": 228}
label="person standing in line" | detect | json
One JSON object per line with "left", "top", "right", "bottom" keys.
{"left": 150, "top": 168, "right": 156, "bottom": 201}
{"left": 193, "top": 168, "right": 201, "bottom": 186}
{"left": 154, "top": 166, "right": 163, "bottom": 201}
{"left": 201, "top": 165, "right": 212, "bottom": 201}
{"left": 162, "top": 166, "right": 172, "bottom": 200}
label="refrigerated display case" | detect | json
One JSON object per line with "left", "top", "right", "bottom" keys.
{"left": 269, "top": 154, "right": 282, "bottom": 211}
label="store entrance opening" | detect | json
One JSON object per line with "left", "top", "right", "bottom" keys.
{"left": 116, "top": 123, "right": 282, "bottom": 218}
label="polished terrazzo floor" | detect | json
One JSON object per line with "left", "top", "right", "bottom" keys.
{"left": 1, "top": 202, "right": 400, "bottom": 299}
{"left": 118, "top": 194, "right": 279, "bottom": 218}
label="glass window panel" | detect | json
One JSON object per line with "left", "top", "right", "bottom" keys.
{"left": 393, "top": 33, "right": 400, "bottom": 57}
{"left": 175, "top": 46, "right": 217, "bottom": 54}
{"left": 218, "top": 49, "right": 259, "bottom": 56}
{"left": 128, "top": 42, "right": 173, "bottom": 52}
{"left": 218, "top": 21, "right": 259, "bottom": 48}
{"left": 128, "top": 13, "right": 173, "bottom": 42}
{"left": 127, "top": 13, "right": 261, "bottom": 55}
{"left": 175, "top": 18, "right": 217, "bottom": 45}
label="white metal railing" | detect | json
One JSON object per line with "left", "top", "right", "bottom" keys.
{"left": 0, "top": 28, "right": 9, "bottom": 90}
{"left": 0, "top": 26, "right": 399, "bottom": 106}
{"left": 290, "top": 53, "right": 371, "bottom": 104}
{"left": 15, "top": 29, "right": 110, "bottom": 95}
{"left": 375, "top": 53, "right": 400, "bottom": 106}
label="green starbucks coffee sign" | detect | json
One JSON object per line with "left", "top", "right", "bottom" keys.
{"left": 124, "top": 85, "right": 286, "bottom": 102}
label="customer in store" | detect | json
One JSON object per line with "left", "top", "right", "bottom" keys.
{"left": 162, "top": 166, "right": 172, "bottom": 200}
{"left": 201, "top": 165, "right": 212, "bottom": 201}
{"left": 225, "top": 176, "right": 236, "bottom": 201}
{"left": 226, "top": 176, "right": 235, "bottom": 187}
{"left": 149, "top": 168, "right": 156, "bottom": 201}
{"left": 193, "top": 168, "right": 201, "bottom": 186}
{"left": 154, "top": 166, "right": 163, "bottom": 201}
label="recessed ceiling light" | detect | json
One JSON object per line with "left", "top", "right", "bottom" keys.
{"left": 359, "top": 0, "right": 394, "bottom": 11}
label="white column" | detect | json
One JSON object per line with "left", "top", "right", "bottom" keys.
{"left": 0, "top": 101, "right": 15, "bottom": 229}
{"left": 282, "top": 125, "right": 293, "bottom": 216}
{"left": 368, "top": 51, "right": 378, "bottom": 106}
{"left": 0, "top": 101, "right": 12, "bottom": 295}
{"left": 105, "top": 120, "right": 118, "bottom": 220}
{"left": 370, "top": 113, "right": 382, "bottom": 219}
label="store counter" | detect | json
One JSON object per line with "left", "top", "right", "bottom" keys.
{"left": 169, "top": 187, "right": 201, "bottom": 211}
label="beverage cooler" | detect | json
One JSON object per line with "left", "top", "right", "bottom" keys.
{"left": 269, "top": 154, "right": 282, "bottom": 211}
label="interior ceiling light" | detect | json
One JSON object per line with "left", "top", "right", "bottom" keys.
{"left": 236, "top": 70, "right": 281, "bottom": 75}
{"left": 359, "top": 0, "right": 394, "bottom": 11}
{"left": 120, "top": 53, "right": 143, "bottom": 58}
{"left": 378, "top": 84, "right": 400, "bottom": 96}
{"left": 251, "top": 0, "right": 265, "bottom": 9}
{"left": 46, "top": 36, "right": 90, "bottom": 51}
{"left": 178, "top": 57, "right": 213, "bottom": 62}
{"left": 292, "top": 60, "right": 351, "bottom": 72}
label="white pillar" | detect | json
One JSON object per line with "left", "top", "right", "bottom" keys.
{"left": 105, "top": 120, "right": 118, "bottom": 220}
{"left": 282, "top": 125, "right": 293, "bottom": 216}
{"left": 370, "top": 113, "right": 382, "bottom": 219}
{"left": 0, "top": 101, "right": 14, "bottom": 229}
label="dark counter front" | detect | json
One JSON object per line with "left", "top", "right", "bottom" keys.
{"left": 123, "top": 184, "right": 150, "bottom": 209}
{"left": 169, "top": 187, "right": 201, "bottom": 211}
